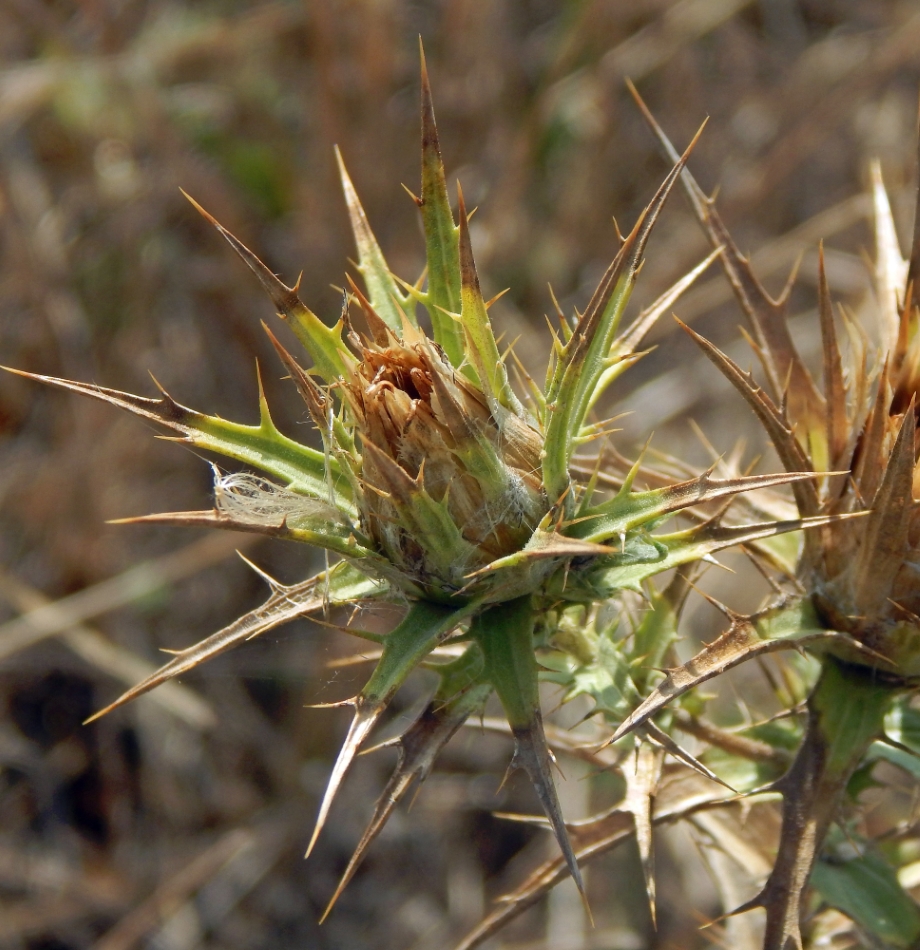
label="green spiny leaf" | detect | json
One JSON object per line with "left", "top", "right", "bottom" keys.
{"left": 336, "top": 146, "right": 413, "bottom": 331}
{"left": 417, "top": 48, "right": 464, "bottom": 365}
{"left": 608, "top": 600, "right": 823, "bottom": 745}
{"left": 182, "top": 192, "right": 353, "bottom": 383}
{"left": 3, "top": 367, "right": 353, "bottom": 509}
{"left": 570, "top": 470, "right": 820, "bottom": 545}
{"left": 568, "top": 634, "right": 640, "bottom": 722}
{"left": 630, "top": 573, "right": 686, "bottom": 694}
{"left": 573, "top": 512, "right": 853, "bottom": 599}
{"left": 585, "top": 247, "right": 722, "bottom": 415}
{"left": 811, "top": 841, "right": 920, "bottom": 948}
{"left": 473, "top": 596, "right": 539, "bottom": 729}
{"left": 263, "top": 321, "right": 357, "bottom": 457}
{"left": 308, "top": 598, "right": 477, "bottom": 857}
{"left": 541, "top": 132, "right": 699, "bottom": 502}
{"left": 472, "top": 595, "right": 587, "bottom": 904}
{"left": 456, "top": 186, "right": 524, "bottom": 415}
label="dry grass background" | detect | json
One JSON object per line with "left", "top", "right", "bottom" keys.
{"left": 1, "top": 1, "right": 919, "bottom": 948}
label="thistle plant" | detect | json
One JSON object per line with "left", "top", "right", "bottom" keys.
{"left": 4, "top": 53, "right": 838, "bottom": 938}
{"left": 590, "top": 89, "right": 920, "bottom": 949}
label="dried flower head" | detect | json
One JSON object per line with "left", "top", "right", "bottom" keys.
{"left": 608, "top": 85, "right": 920, "bottom": 950}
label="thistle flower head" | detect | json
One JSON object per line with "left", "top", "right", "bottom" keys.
{"left": 5, "top": 58, "right": 829, "bottom": 924}
{"left": 342, "top": 319, "right": 547, "bottom": 601}
{"left": 802, "top": 172, "right": 920, "bottom": 674}
{"left": 674, "top": 157, "right": 920, "bottom": 679}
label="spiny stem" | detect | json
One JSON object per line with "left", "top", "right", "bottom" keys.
{"left": 755, "top": 657, "right": 893, "bottom": 949}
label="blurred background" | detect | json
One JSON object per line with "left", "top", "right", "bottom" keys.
{"left": 1, "top": 1, "right": 919, "bottom": 948}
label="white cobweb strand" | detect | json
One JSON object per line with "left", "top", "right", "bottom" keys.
{"left": 212, "top": 469, "right": 346, "bottom": 528}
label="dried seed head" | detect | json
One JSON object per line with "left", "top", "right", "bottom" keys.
{"left": 343, "top": 333, "right": 547, "bottom": 600}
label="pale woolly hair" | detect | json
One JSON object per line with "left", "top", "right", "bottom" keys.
{"left": 213, "top": 470, "right": 347, "bottom": 528}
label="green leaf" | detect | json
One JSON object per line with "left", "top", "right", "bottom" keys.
{"left": 308, "top": 598, "right": 477, "bottom": 857}
{"left": 418, "top": 50, "right": 464, "bottom": 366}
{"left": 811, "top": 658, "right": 892, "bottom": 780}
{"left": 205, "top": 375, "right": 353, "bottom": 503}
{"left": 430, "top": 641, "right": 490, "bottom": 703}
{"left": 812, "top": 844, "right": 920, "bottom": 948}
{"left": 5, "top": 368, "right": 354, "bottom": 510}
{"left": 182, "top": 192, "right": 353, "bottom": 384}
{"left": 336, "top": 147, "right": 413, "bottom": 331}
{"left": 584, "top": 248, "right": 721, "bottom": 415}
{"left": 630, "top": 582, "right": 681, "bottom": 694}
{"left": 575, "top": 511, "right": 848, "bottom": 597}
{"left": 541, "top": 138, "right": 697, "bottom": 502}
{"left": 568, "top": 635, "right": 640, "bottom": 722}
{"left": 472, "top": 596, "right": 587, "bottom": 902}
{"left": 701, "top": 746, "right": 771, "bottom": 793}
{"left": 456, "top": 188, "right": 523, "bottom": 415}
{"left": 570, "top": 470, "right": 819, "bottom": 545}
{"left": 473, "top": 596, "right": 539, "bottom": 729}
{"left": 361, "top": 601, "right": 466, "bottom": 705}
{"left": 868, "top": 743, "right": 920, "bottom": 781}
{"left": 869, "top": 694, "right": 920, "bottom": 778}
{"left": 885, "top": 699, "right": 920, "bottom": 751}
{"left": 607, "top": 599, "right": 832, "bottom": 746}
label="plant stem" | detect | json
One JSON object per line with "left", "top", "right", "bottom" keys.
{"left": 759, "top": 657, "right": 894, "bottom": 949}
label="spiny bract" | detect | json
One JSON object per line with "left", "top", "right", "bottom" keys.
{"left": 7, "top": 56, "right": 831, "bottom": 932}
